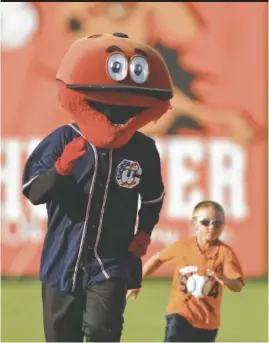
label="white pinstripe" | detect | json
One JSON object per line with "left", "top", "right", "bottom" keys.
{"left": 141, "top": 191, "right": 165, "bottom": 204}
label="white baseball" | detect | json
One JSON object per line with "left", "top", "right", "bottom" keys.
{"left": 186, "top": 274, "right": 212, "bottom": 299}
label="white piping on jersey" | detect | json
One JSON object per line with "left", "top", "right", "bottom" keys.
{"left": 141, "top": 191, "right": 165, "bottom": 204}
{"left": 69, "top": 123, "right": 99, "bottom": 291}
{"left": 68, "top": 123, "right": 83, "bottom": 137}
{"left": 93, "top": 149, "right": 113, "bottom": 280}
{"left": 22, "top": 175, "right": 40, "bottom": 191}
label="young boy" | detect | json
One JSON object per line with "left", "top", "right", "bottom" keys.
{"left": 127, "top": 200, "right": 244, "bottom": 342}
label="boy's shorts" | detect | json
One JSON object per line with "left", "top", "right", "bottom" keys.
{"left": 164, "top": 313, "right": 218, "bottom": 342}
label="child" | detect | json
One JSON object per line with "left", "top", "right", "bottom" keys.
{"left": 127, "top": 200, "right": 244, "bottom": 342}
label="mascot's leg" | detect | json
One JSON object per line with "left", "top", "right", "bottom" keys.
{"left": 41, "top": 272, "right": 85, "bottom": 342}
{"left": 83, "top": 278, "right": 127, "bottom": 342}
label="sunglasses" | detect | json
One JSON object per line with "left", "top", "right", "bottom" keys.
{"left": 196, "top": 217, "right": 224, "bottom": 229}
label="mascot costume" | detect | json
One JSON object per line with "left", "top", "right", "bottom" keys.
{"left": 22, "top": 32, "right": 173, "bottom": 342}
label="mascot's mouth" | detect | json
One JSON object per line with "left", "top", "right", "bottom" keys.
{"left": 67, "top": 84, "right": 172, "bottom": 101}
{"left": 86, "top": 99, "right": 148, "bottom": 125}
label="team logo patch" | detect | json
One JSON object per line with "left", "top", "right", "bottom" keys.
{"left": 115, "top": 159, "right": 142, "bottom": 189}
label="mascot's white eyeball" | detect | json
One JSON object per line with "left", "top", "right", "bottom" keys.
{"left": 107, "top": 53, "right": 128, "bottom": 81}
{"left": 129, "top": 56, "right": 149, "bottom": 84}
{"left": 186, "top": 274, "right": 212, "bottom": 299}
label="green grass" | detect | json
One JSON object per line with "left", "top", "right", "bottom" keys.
{"left": 1, "top": 278, "right": 268, "bottom": 342}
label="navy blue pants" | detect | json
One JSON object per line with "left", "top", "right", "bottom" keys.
{"left": 164, "top": 314, "right": 218, "bottom": 342}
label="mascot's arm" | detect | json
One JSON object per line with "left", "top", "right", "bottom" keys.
{"left": 26, "top": 137, "right": 86, "bottom": 205}
{"left": 22, "top": 128, "right": 85, "bottom": 205}
{"left": 27, "top": 166, "right": 60, "bottom": 205}
{"left": 128, "top": 140, "right": 165, "bottom": 258}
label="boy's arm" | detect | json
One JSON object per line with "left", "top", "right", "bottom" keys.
{"left": 143, "top": 240, "right": 179, "bottom": 278}
{"left": 210, "top": 247, "right": 244, "bottom": 292}
{"left": 142, "top": 252, "right": 164, "bottom": 278}
{"left": 210, "top": 273, "right": 243, "bottom": 292}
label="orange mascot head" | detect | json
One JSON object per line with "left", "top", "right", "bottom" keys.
{"left": 56, "top": 32, "right": 173, "bottom": 148}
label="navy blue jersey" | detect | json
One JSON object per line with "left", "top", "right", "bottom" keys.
{"left": 22, "top": 123, "right": 164, "bottom": 292}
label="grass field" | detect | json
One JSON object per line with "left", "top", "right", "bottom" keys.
{"left": 1, "top": 278, "right": 268, "bottom": 342}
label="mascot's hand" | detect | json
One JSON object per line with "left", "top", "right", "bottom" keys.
{"left": 128, "top": 231, "right": 151, "bottom": 258}
{"left": 54, "top": 137, "right": 86, "bottom": 175}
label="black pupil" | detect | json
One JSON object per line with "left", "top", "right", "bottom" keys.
{"left": 112, "top": 61, "right": 121, "bottom": 73}
{"left": 134, "top": 64, "right": 143, "bottom": 76}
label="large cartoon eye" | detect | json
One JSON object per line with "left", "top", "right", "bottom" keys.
{"left": 129, "top": 56, "right": 149, "bottom": 84}
{"left": 107, "top": 53, "right": 128, "bottom": 81}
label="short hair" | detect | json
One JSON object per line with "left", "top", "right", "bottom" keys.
{"left": 192, "top": 200, "right": 225, "bottom": 218}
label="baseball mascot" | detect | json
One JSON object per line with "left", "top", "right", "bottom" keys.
{"left": 22, "top": 32, "right": 173, "bottom": 342}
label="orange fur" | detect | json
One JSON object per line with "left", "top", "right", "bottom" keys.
{"left": 57, "top": 33, "right": 173, "bottom": 148}
{"left": 59, "top": 86, "right": 170, "bottom": 148}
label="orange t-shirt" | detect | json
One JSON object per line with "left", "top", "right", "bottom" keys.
{"left": 159, "top": 237, "right": 244, "bottom": 330}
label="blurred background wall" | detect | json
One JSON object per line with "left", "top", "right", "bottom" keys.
{"left": 1, "top": 1, "right": 268, "bottom": 279}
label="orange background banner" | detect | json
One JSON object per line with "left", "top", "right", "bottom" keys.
{"left": 1, "top": 2, "right": 268, "bottom": 277}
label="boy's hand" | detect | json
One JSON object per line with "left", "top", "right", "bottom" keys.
{"left": 55, "top": 137, "right": 86, "bottom": 175}
{"left": 207, "top": 270, "right": 226, "bottom": 286}
{"left": 207, "top": 269, "right": 243, "bottom": 291}
{"left": 126, "top": 288, "right": 141, "bottom": 300}
{"left": 214, "top": 274, "right": 225, "bottom": 286}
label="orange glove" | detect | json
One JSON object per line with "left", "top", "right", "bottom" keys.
{"left": 128, "top": 231, "right": 151, "bottom": 258}
{"left": 54, "top": 136, "right": 86, "bottom": 175}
